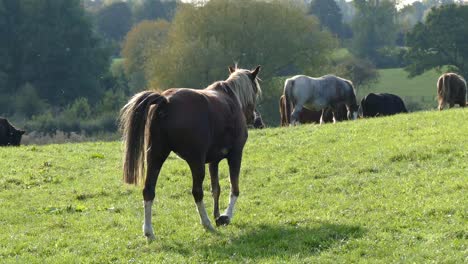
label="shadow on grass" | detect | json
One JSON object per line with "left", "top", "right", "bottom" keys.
{"left": 201, "top": 222, "right": 364, "bottom": 260}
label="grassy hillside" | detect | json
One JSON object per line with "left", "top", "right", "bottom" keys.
{"left": 1, "top": 109, "right": 467, "bottom": 263}
{"left": 359, "top": 68, "right": 444, "bottom": 110}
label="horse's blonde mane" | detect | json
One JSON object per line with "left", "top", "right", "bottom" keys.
{"left": 225, "top": 69, "right": 261, "bottom": 110}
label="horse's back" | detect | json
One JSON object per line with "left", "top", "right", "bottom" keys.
{"left": 158, "top": 87, "right": 246, "bottom": 163}
{"left": 438, "top": 73, "right": 467, "bottom": 100}
{"left": 448, "top": 74, "right": 467, "bottom": 101}
{"left": 292, "top": 75, "right": 352, "bottom": 109}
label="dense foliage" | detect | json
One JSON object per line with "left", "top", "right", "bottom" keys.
{"left": 133, "top": 0, "right": 177, "bottom": 23}
{"left": 0, "top": 0, "right": 110, "bottom": 115}
{"left": 96, "top": 1, "right": 133, "bottom": 42}
{"left": 121, "top": 20, "right": 170, "bottom": 91}
{"left": 309, "top": 0, "right": 344, "bottom": 38}
{"left": 350, "top": 0, "right": 398, "bottom": 67}
{"left": 405, "top": 4, "right": 468, "bottom": 78}
{"left": 147, "top": 0, "right": 336, "bottom": 89}
{"left": 0, "top": 0, "right": 466, "bottom": 134}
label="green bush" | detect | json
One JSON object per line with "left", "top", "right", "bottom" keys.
{"left": 375, "top": 46, "right": 408, "bottom": 68}
{"left": 256, "top": 77, "right": 287, "bottom": 127}
{"left": 14, "top": 83, "right": 48, "bottom": 118}
{"left": 64, "top": 98, "right": 91, "bottom": 120}
{"left": 23, "top": 92, "right": 124, "bottom": 136}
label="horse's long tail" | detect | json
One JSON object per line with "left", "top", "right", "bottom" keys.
{"left": 439, "top": 74, "right": 451, "bottom": 105}
{"left": 279, "top": 95, "right": 286, "bottom": 126}
{"left": 119, "top": 91, "right": 168, "bottom": 185}
{"left": 444, "top": 74, "right": 451, "bottom": 103}
{"left": 284, "top": 79, "right": 294, "bottom": 125}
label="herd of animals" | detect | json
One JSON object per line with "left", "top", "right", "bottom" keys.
{"left": 1, "top": 71, "right": 466, "bottom": 145}
{"left": 0, "top": 67, "right": 466, "bottom": 239}
{"left": 252, "top": 72, "right": 467, "bottom": 129}
{"left": 120, "top": 68, "right": 467, "bottom": 239}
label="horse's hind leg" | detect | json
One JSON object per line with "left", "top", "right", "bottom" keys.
{"left": 143, "top": 143, "right": 169, "bottom": 241}
{"left": 189, "top": 161, "right": 215, "bottom": 231}
{"left": 216, "top": 149, "right": 242, "bottom": 226}
{"left": 209, "top": 162, "right": 221, "bottom": 220}
{"left": 291, "top": 104, "right": 304, "bottom": 125}
{"left": 330, "top": 107, "right": 337, "bottom": 123}
{"left": 320, "top": 109, "right": 326, "bottom": 124}
{"left": 438, "top": 99, "right": 445, "bottom": 111}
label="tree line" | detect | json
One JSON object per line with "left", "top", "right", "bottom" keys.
{"left": 1, "top": 0, "right": 467, "bottom": 133}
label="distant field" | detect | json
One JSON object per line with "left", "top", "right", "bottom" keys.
{"left": 258, "top": 67, "right": 443, "bottom": 125}
{"left": 1, "top": 109, "right": 466, "bottom": 263}
{"left": 358, "top": 68, "right": 443, "bottom": 110}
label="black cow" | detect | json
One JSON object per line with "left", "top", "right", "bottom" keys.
{"left": 360, "top": 93, "right": 408, "bottom": 117}
{"left": 0, "top": 118, "right": 25, "bottom": 146}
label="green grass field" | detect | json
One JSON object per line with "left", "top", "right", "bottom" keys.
{"left": 1, "top": 109, "right": 467, "bottom": 263}
{"left": 359, "top": 68, "right": 444, "bottom": 110}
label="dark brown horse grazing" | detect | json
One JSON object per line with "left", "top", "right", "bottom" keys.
{"left": 120, "top": 66, "right": 261, "bottom": 240}
{"left": 279, "top": 95, "right": 347, "bottom": 126}
{"left": 437, "top": 73, "right": 467, "bottom": 110}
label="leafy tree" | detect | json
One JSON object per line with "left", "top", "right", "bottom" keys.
{"left": 121, "top": 20, "right": 170, "bottom": 90}
{"left": 309, "top": 0, "right": 343, "bottom": 37}
{"left": 405, "top": 4, "right": 468, "bottom": 78}
{"left": 14, "top": 83, "right": 48, "bottom": 118}
{"left": 0, "top": 0, "right": 110, "bottom": 116}
{"left": 334, "top": 56, "right": 379, "bottom": 91}
{"left": 149, "top": 0, "right": 336, "bottom": 89}
{"left": 336, "top": 0, "right": 356, "bottom": 23}
{"left": 0, "top": 0, "right": 23, "bottom": 97}
{"left": 351, "top": 0, "right": 398, "bottom": 65}
{"left": 96, "top": 1, "right": 132, "bottom": 42}
{"left": 133, "top": 0, "right": 177, "bottom": 23}
{"left": 82, "top": 0, "right": 105, "bottom": 13}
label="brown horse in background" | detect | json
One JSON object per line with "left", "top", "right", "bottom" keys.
{"left": 279, "top": 95, "right": 347, "bottom": 126}
{"left": 437, "top": 73, "right": 467, "bottom": 110}
{"left": 120, "top": 66, "right": 261, "bottom": 240}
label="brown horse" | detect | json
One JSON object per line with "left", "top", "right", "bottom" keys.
{"left": 279, "top": 95, "right": 347, "bottom": 126}
{"left": 120, "top": 66, "right": 261, "bottom": 240}
{"left": 437, "top": 73, "right": 467, "bottom": 110}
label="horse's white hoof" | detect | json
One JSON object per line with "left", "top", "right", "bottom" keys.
{"left": 143, "top": 224, "right": 155, "bottom": 240}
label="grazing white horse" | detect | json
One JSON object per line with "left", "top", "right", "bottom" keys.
{"left": 283, "top": 75, "right": 359, "bottom": 125}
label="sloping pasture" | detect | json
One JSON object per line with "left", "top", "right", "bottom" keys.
{"left": 0, "top": 109, "right": 466, "bottom": 263}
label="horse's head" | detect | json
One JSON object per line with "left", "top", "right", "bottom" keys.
{"left": 8, "top": 129, "right": 25, "bottom": 146}
{"left": 347, "top": 103, "right": 359, "bottom": 120}
{"left": 252, "top": 110, "right": 265, "bottom": 129}
{"left": 227, "top": 65, "right": 262, "bottom": 124}
{"left": 343, "top": 79, "right": 359, "bottom": 120}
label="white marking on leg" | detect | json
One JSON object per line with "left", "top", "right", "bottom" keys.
{"left": 352, "top": 112, "right": 358, "bottom": 120}
{"left": 196, "top": 201, "right": 215, "bottom": 231}
{"left": 224, "top": 194, "right": 238, "bottom": 219}
{"left": 143, "top": 200, "right": 155, "bottom": 240}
